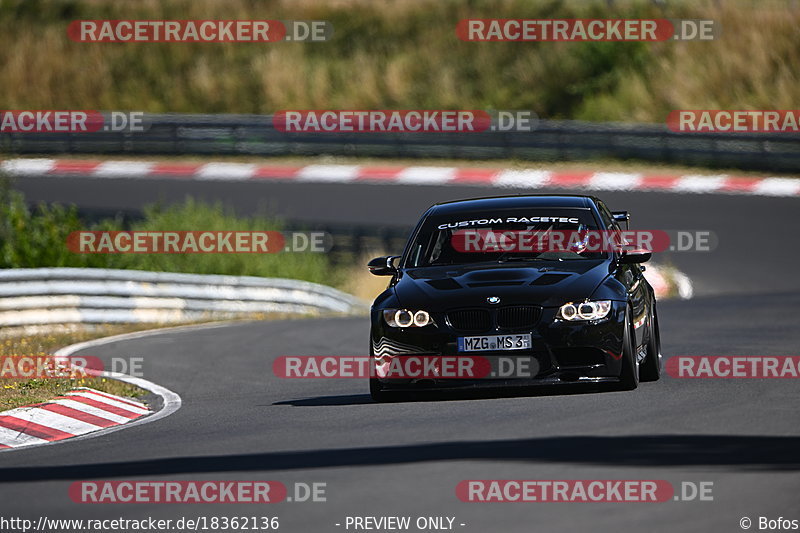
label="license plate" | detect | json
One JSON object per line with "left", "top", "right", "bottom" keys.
{"left": 458, "top": 334, "right": 532, "bottom": 352}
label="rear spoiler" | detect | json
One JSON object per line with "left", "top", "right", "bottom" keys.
{"left": 612, "top": 211, "right": 630, "bottom": 229}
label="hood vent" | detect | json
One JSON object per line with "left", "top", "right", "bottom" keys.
{"left": 426, "top": 278, "right": 462, "bottom": 290}
{"left": 530, "top": 273, "right": 571, "bottom": 286}
{"left": 467, "top": 281, "right": 525, "bottom": 288}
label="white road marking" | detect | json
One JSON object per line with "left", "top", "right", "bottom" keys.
{"left": 296, "top": 164, "right": 360, "bottom": 182}
{"left": 395, "top": 166, "right": 456, "bottom": 184}
{"left": 492, "top": 169, "right": 551, "bottom": 188}
{"left": 196, "top": 163, "right": 257, "bottom": 180}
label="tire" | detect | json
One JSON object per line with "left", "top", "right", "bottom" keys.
{"left": 369, "top": 344, "right": 396, "bottom": 402}
{"left": 617, "top": 306, "right": 640, "bottom": 391}
{"left": 369, "top": 347, "right": 408, "bottom": 402}
{"left": 639, "top": 304, "right": 662, "bottom": 382}
{"left": 369, "top": 377, "right": 392, "bottom": 402}
{"left": 369, "top": 378, "right": 413, "bottom": 402}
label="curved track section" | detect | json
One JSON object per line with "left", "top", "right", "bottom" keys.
{"left": 1, "top": 178, "right": 799, "bottom": 532}
{"left": 14, "top": 174, "right": 800, "bottom": 295}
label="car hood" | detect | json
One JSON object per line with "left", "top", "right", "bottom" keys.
{"left": 393, "top": 260, "right": 611, "bottom": 309}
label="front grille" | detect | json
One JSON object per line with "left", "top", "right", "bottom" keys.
{"left": 446, "top": 306, "right": 541, "bottom": 332}
{"left": 446, "top": 309, "right": 491, "bottom": 331}
{"left": 497, "top": 306, "right": 541, "bottom": 329}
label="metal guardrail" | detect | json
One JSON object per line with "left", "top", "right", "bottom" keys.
{"left": 0, "top": 268, "right": 367, "bottom": 326}
{"left": 1, "top": 114, "right": 798, "bottom": 173}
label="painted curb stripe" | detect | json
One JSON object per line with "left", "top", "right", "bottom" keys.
{"left": 0, "top": 426, "right": 49, "bottom": 447}
{"left": 64, "top": 390, "right": 149, "bottom": 413}
{"left": 58, "top": 395, "right": 144, "bottom": 418}
{"left": 0, "top": 388, "right": 151, "bottom": 449}
{"left": 0, "top": 325, "right": 184, "bottom": 453}
{"left": 49, "top": 398, "right": 132, "bottom": 424}
{"left": 356, "top": 166, "right": 404, "bottom": 181}
{"left": 2, "top": 406, "right": 102, "bottom": 435}
{"left": 452, "top": 168, "right": 497, "bottom": 183}
{"left": 150, "top": 162, "right": 202, "bottom": 177}
{"left": 39, "top": 403, "right": 119, "bottom": 428}
{"left": 0, "top": 415, "right": 76, "bottom": 441}
{"left": 4, "top": 159, "right": 798, "bottom": 197}
{"left": 253, "top": 165, "right": 304, "bottom": 179}
{"left": 49, "top": 160, "right": 102, "bottom": 174}
{"left": 78, "top": 388, "right": 147, "bottom": 410}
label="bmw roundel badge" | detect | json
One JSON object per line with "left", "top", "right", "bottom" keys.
{"left": 487, "top": 296, "right": 501, "bottom": 305}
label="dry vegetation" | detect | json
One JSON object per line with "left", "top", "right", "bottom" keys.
{"left": 0, "top": 0, "right": 797, "bottom": 121}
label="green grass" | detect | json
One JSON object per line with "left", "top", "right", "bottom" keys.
{"left": 0, "top": 326, "right": 152, "bottom": 409}
{"left": 0, "top": 185, "right": 347, "bottom": 409}
{"left": 0, "top": 182, "right": 341, "bottom": 285}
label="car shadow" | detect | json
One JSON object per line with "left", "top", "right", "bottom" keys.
{"left": 2, "top": 435, "right": 798, "bottom": 482}
{"left": 273, "top": 384, "right": 614, "bottom": 406}
{"left": 273, "top": 394, "right": 374, "bottom": 406}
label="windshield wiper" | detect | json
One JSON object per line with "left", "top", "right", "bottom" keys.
{"left": 497, "top": 255, "right": 552, "bottom": 263}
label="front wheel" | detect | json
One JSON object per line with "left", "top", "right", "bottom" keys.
{"left": 369, "top": 377, "right": 391, "bottom": 402}
{"left": 369, "top": 347, "right": 408, "bottom": 402}
{"left": 616, "top": 306, "right": 639, "bottom": 391}
{"left": 639, "top": 304, "right": 662, "bottom": 382}
{"left": 369, "top": 378, "right": 413, "bottom": 402}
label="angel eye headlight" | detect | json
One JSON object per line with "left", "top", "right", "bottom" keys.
{"left": 558, "top": 300, "right": 612, "bottom": 321}
{"left": 383, "top": 309, "right": 435, "bottom": 327}
{"left": 578, "top": 302, "right": 596, "bottom": 320}
{"left": 395, "top": 309, "right": 414, "bottom": 327}
{"left": 413, "top": 310, "right": 431, "bottom": 327}
{"left": 560, "top": 303, "right": 577, "bottom": 320}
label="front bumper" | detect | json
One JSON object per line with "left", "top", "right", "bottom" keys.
{"left": 370, "top": 302, "right": 627, "bottom": 391}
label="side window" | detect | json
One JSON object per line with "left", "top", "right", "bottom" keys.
{"left": 407, "top": 231, "right": 436, "bottom": 267}
{"left": 596, "top": 200, "right": 628, "bottom": 249}
{"left": 408, "top": 243, "right": 423, "bottom": 267}
{"left": 596, "top": 200, "right": 618, "bottom": 231}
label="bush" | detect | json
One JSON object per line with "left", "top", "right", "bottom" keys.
{"left": 0, "top": 185, "right": 340, "bottom": 286}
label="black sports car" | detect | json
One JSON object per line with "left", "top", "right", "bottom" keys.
{"left": 367, "top": 195, "right": 661, "bottom": 401}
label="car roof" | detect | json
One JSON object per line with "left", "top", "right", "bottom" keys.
{"left": 428, "top": 195, "right": 597, "bottom": 215}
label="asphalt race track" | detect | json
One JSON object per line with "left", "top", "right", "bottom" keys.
{"left": 2, "top": 174, "right": 800, "bottom": 532}
{"left": 14, "top": 173, "right": 800, "bottom": 296}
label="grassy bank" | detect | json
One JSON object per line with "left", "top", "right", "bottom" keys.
{"left": 0, "top": 185, "right": 340, "bottom": 285}
{"left": 0, "top": 0, "right": 797, "bottom": 122}
{"left": 0, "top": 325, "right": 152, "bottom": 409}
{"left": 0, "top": 187, "right": 345, "bottom": 408}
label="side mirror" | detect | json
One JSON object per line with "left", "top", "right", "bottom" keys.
{"left": 612, "top": 211, "right": 630, "bottom": 230}
{"left": 367, "top": 255, "right": 400, "bottom": 276}
{"left": 619, "top": 249, "right": 651, "bottom": 264}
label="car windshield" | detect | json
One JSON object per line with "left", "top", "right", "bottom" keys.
{"left": 405, "top": 208, "right": 607, "bottom": 267}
